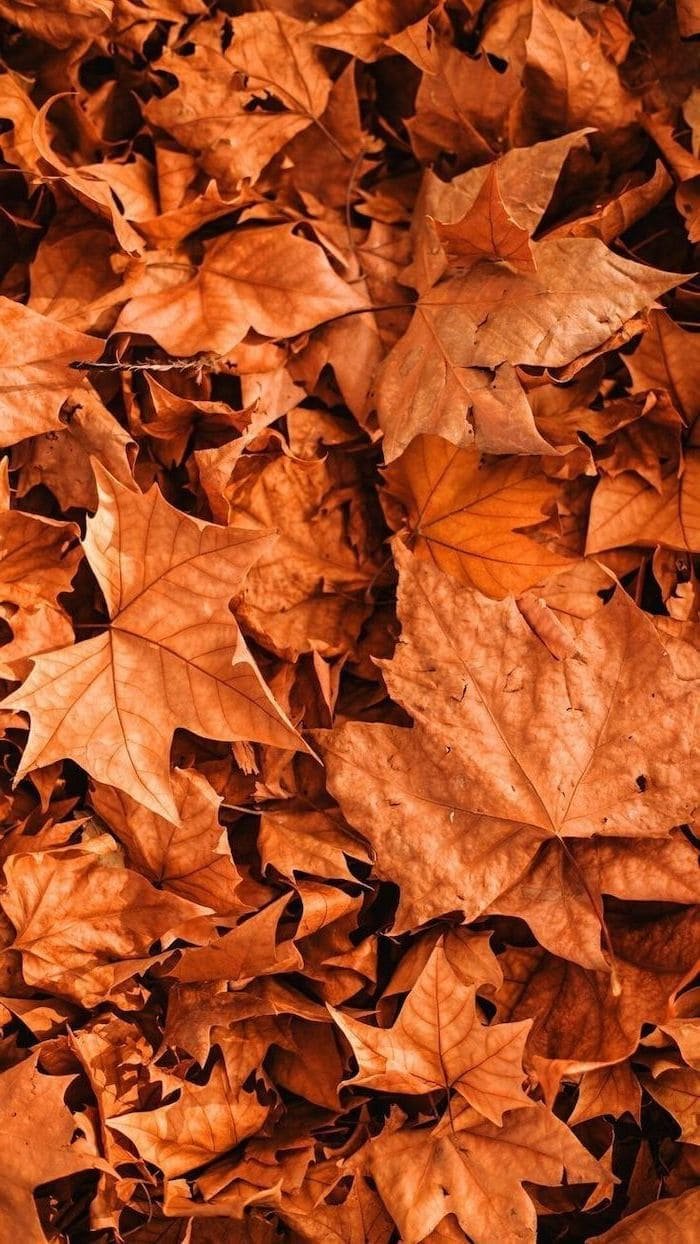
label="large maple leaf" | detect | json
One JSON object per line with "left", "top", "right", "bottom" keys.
{"left": 4, "top": 465, "right": 301, "bottom": 820}
{"left": 361, "top": 1103, "right": 609, "bottom": 1244}
{"left": 323, "top": 549, "right": 697, "bottom": 931}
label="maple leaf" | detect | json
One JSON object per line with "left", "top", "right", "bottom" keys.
{"left": 0, "top": 1054, "right": 104, "bottom": 1243}
{"left": 496, "top": 906, "right": 700, "bottom": 1078}
{"left": 0, "top": 459, "right": 80, "bottom": 673}
{"left": 407, "top": 46, "right": 519, "bottom": 166}
{"left": 522, "top": 0, "right": 638, "bottom": 134}
{"left": 569, "top": 1061, "right": 642, "bottom": 1125}
{"left": 433, "top": 162, "right": 536, "bottom": 273}
{"left": 11, "top": 386, "right": 136, "bottom": 512}
{"left": 90, "top": 767, "right": 244, "bottom": 917}
{"left": 330, "top": 942, "right": 531, "bottom": 1123}
{"left": 0, "top": 841, "right": 207, "bottom": 1005}
{"left": 587, "top": 451, "right": 700, "bottom": 554}
{"left": 642, "top": 1065, "right": 700, "bottom": 1144}
{"left": 313, "top": 0, "right": 434, "bottom": 61}
{"left": 409, "top": 130, "right": 591, "bottom": 294}
{"left": 362, "top": 1103, "right": 609, "bottom": 1244}
{"left": 4, "top": 465, "right": 301, "bottom": 821}
{"left": 115, "top": 225, "right": 364, "bottom": 356}
{"left": 224, "top": 10, "right": 332, "bottom": 119}
{"left": 626, "top": 309, "right": 700, "bottom": 424}
{"left": 258, "top": 806, "right": 370, "bottom": 882}
{"left": 383, "top": 434, "right": 569, "bottom": 596}
{"left": 376, "top": 240, "right": 681, "bottom": 461}
{"left": 226, "top": 450, "right": 382, "bottom": 658}
{"left": 490, "top": 831, "right": 700, "bottom": 970}
{"left": 0, "top": 300, "right": 102, "bottom": 449}
{"left": 0, "top": 0, "right": 112, "bottom": 47}
{"left": 145, "top": 44, "right": 311, "bottom": 185}
{"left": 109, "top": 1058, "right": 269, "bottom": 1178}
{"left": 323, "top": 549, "right": 696, "bottom": 931}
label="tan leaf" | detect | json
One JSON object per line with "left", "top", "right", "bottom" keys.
{"left": 323, "top": 550, "right": 696, "bottom": 931}
{"left": 569, "top": 1062, "right": 642, "bottom": 1124}
{"left": 90, "top": 768, "right": 244, "bottom": 918}
{"left": 376, "top": 240, "right": 680, "bottom": 458}
{"left": 626, "top": 309, "right": 700, "bottom": 424}
{"left": 330, "top": 942, "right": 532, "bottom": 1123}
{"left": 363, "top": 1103, "right": 609, "bottom": 1244}
{"left": 0, "top": 300, "right": 102, "bottom": 449}
{"left": 433, "top": 163, "right": 535, "bottom": 273}
{"left": 642, "top": 1066, "right": 700, "bottom": 1144}
{"left": 594, "top": 1186, "right": 700, "bottom": 1241}
{"left": 0, "top": 1054, "right": 103, "bottom": 1243}
{"left": 383, "top": 434, "right": 570, "bottom": 597}
{"left": 587, "top": 452, "right": 700, "bottom": 554}
{"left": 218, "top": 451, "right": 381, "bottom": 658}
{"left": 523, "top": 0, "right": 638, "bottom": 133}
{"left": 4, "top": 465, "right": 301, "bottom": 821}
{"left": 109, "top": 1059, "right": 268, "bottom": 1178}
{"left": 115, "top": 226, "right": 364, "bottom": 356}
{"left": 1, "top": 844, "right": 207, "bottom": 1004}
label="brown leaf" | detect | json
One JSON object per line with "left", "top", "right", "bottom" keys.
{"left": 90, "top": 768, "right": 244, "bottom": 917}
{"left": 0, "top": 301, "right": 102, "bottom": 449}
{"left": 587, "top": 451, "right": 700, "bottom": 555}
{"left": 109, "top": 1058, "right": 268, "bottom": 1178}
{"left": 383, "top": 434, "right": 569, "bottom": 596}
{"left": 115, "top": 225, "right": 364, "bottom": 357}
{"left": 594, "top": 1186, "right": 700, "bottom": 1240}
{"left": 376, "top": 240, "right": 681, "bottom": 459}
{"left": 323, "top": 550, "right": 696, "bottom": 931}
{"left": 433, "top": 162, "right": 536, "bottom": 273}
{"left": 0, "top": 1053, "right": 103, "bottom": 1242}
{"left": 5, "top": 465, "right": 301, "bottom": 821}
{"left": 522, "top": 0, "right": 638, "bottom": 134}
{"left": 362, "top": 1103, "right": 609, "bottom": 1244}
{"left": 330, "top": 942, "right": 531, "bottom": 1122}
{"left": 1, "top": 842, "right": 206, "bottom": 1004}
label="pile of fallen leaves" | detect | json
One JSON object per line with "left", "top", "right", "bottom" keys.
{"left": 0, "top": 0, "right": 699, "bottom": 1240}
